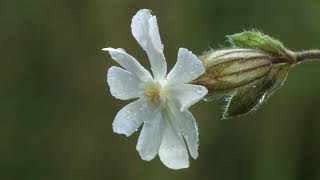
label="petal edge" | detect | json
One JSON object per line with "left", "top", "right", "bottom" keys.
{"left": 131, "top": 9, "right": 167, "bottom": 79}
{"left": 136, "top": 108, "right": 163, "bottom": 161}
{"left": 112, "top": 99, "right": 150, "bottom": 137}
{"left": 159, "top": 113, "right": 189, "bottom": 169}
{"left": 168, "top": 84, "right": 208, "bottom": 111}
{"left": 167, "top": 48, "right": 205, "bottom": 84}
{"left": 107, "top": 66, "right": 142, "bottom": 100}
{"left": 103, "top": 47, "right": 152, "bottom": 82}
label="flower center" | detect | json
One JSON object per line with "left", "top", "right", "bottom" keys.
{"left": 145, "top": 84, "right": 161, "bottom": 104}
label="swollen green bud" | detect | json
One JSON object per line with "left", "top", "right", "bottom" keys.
{"left": 227, "top": 30, "right": 297, "bottom": 63}
{"left": 193, "top": 30, "right": 320, "bottom": 119}
{"left": 193, "top": 48, "right": 273, "bottom": 96}
{"left": 227, "top": 30, "right": 287, "bottom": 56}
{"left": 192, "top": 48, "right": 292, "bottom": 119}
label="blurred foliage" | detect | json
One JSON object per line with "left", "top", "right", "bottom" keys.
{"left": 0, "top": 0, "right": 320, "bottom": 180}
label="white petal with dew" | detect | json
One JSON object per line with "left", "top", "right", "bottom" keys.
{"left": 167, "top": 48, "right": 205, "bottom": 84}
{"left": 159, "top": 113, "right": 189, "bottom": 170}
{"left": 103, "top": 48, "right": 152, "bottom": 82}
{"left": 168, "top": 84, "right": 208, "bottom": 111}
{"left": 107, "top": 66, "right": 142, "bottom": 100}
{"left": 136, "top": 108, "right": 163, "bottom": 161}
{"left": 171, "top": 104, "right": 199, "bottom": 159}
{"left": 113, "top": 99, "right": 151, "bottom": 137}
{"left": 131, "top": 9, "right": 167, "bottom": 79}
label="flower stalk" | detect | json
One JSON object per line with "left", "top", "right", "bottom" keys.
{"left": 295, "top": 50, "right": 320, "bottom": 63}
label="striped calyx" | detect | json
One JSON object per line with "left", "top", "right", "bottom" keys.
{"left": 193, "top": 31, "right": 295, "bottom": 119}
{"left": 193, "top": 48, "right": 273, "bottom": 96}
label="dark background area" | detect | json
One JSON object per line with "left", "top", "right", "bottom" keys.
{"left": 1, "top": 0, "right": 320, "bottom": 179}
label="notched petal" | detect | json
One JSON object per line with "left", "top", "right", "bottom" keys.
{"left": 167, "top": 48, "right": 205, "bottom": 84}
{"left": 168, "top": 84, "right": 208, "bottom": 111}
{"left": 159, "top": 117, "right": 189, "bottom": 170}
{"left": 107, "top": 66, "right": 142, "bottom": 100}
{"left": 103, "top": 47, "right": 152, "bottom": 82}
{"left": 168, "top": 102, "right": 199, "bottom": 159}
{"left": 136, "top": 109, "right": 163, "bottom": 161}
{"left": 112, "top": 99, "right": 151, "bottom": 136}
{"left": 131, "top": 9, "right": 167, "bottom": 79}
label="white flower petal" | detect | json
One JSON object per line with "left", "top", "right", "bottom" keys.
{"left": 172, "top": 108, "right": 199, "bottom": 159}
{"left": 168, "top": 84, "right": 208, "bottom": 111}
{"left": 167, "top": 48, "right": 205, "bottom": 84}
{"left": 112, "top": 98, "right": 151, "bottom": 136}
{"left": 159, "top": 116, "right": 189, "bottom": 170}
{"left": 107, "top": 66, "right": 142, "bottom": 100}
{"left": 103, "top": 48, "right": 152, "bottom": 82}
{"left": 136, "top": 108, "right": 163, "bottom": 161}
{"left": 131, "top": 9, "right": 167, "bottom": 79}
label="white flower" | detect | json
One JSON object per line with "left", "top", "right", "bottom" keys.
{"left": 103, "top": 9, "right": 208, "bottom": 169}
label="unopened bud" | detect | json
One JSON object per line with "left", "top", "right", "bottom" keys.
{"left": 195, "top": 30, "right": 298, "bottom": 119}
{"left": 193, "top": 48, "right": 273, "bottom": 95}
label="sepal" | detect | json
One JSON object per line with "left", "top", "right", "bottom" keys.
{"left": 227, "top": 30, "right": 288, "bottom": 57}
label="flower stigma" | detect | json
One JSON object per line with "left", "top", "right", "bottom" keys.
{"left": 145, "top": 80, "right": 168, "bottom": 104}
{"left": 145, "top": 84, "right": 160, "bottom": 104}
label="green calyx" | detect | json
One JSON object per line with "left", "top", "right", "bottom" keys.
{"left": 194, "top": 30, "right": 299, "bottom": 119}
{"left": 222, "top": 63, "right": 291, "bottom": 119}
{"left": 193, "top": 30, "right": 320, "bottom": 119}
{"left": 227, "top": 30, "right": 295, "bottom": 61}
{"left": 221, "top": 31, "right": 295, "bottom": 119}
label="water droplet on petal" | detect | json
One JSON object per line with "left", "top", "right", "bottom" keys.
{"left": 196, "top": 87, "right": 203, "bottom": 94}
{"left": 109, "top": 75, "right": 116, "bottom": 80}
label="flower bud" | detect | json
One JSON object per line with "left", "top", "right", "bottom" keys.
{"left": 193, "top": 48, "right": 273, "bottom": 95}
{"left": 195, "top": 31, "right": 296, "bottom": 119}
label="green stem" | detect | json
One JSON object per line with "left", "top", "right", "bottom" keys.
{"left": 295, "top": 50, "right": 320, "bottom": 63}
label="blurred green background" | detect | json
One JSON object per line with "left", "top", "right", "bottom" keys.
{"left": 1, "top": 0, "right": 320, "bottom": 179}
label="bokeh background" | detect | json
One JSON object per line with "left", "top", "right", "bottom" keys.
{"left": 1, "top": 0, "right": 320, "bottom": 179}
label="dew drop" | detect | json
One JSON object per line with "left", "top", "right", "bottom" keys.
{"left": 109, "top": 75, "right": 116, "bottom": 81}
{"left": 196, "top": 87, "right": 203, "bottom": 94}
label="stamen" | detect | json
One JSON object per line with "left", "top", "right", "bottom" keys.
{"left": 145, "top": 85, "right": 160, "bottom": 104}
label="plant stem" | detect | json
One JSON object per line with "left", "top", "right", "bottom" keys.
{"left": 295, "top": 50, "right": 320, "bottom": 63}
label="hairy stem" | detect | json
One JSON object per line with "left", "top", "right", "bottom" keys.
{"left": 295, "top": 50, "right": 320, "bottom": 63}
